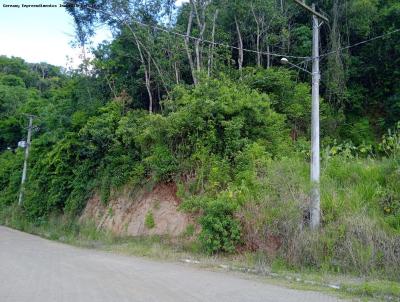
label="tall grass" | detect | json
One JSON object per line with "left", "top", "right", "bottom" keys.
{"left": 239, "top": 156, "right": 400, "bottom": 280}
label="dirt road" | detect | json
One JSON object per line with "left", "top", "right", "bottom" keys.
{"left": 0, "top": 226, "right": 344, "bottom": 302}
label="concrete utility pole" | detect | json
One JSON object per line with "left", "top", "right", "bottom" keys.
{"left": 292, "top": 1, "right": 328, "bottom": 229}
{"left": 18, "top": 115, "right": 34, "bottom": 206}
{"left": 310, "top": 3, "right": 321, "bottom": 229}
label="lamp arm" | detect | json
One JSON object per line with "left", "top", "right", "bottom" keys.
{"left": 286, "top": 60, "right": 312, "bottom": 75}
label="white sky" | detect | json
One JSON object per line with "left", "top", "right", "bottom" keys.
{"left": 0, "top": 0, "right": 188, "bottom": 68}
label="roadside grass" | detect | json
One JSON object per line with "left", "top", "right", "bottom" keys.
{"left": 340, "top": 281, "right": 400, "bottom": 301}
{"left": 1, "top": 206, "right": 399, "bottom": 302}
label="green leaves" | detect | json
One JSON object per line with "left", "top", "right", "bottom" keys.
{"left": 0, "top": 75, "right": 26, "bottom": 87}
{"left": 199, "top": 210, "right": 241, "bottom": 254}
{"left": 0, "top": 150, "right": 23, "bottom": 207}
{"left": 347, "top": 0, "right": 379, "bottom": 36}
{"left": 145, "top": 211, "right": 156, "bottom": 229}
{"left": 166, "top": 75, "right": 288, "bottom": 158}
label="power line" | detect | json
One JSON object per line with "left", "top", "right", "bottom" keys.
{"left": 71, "top": 4, "right": 400, "bottom": 64}
{"left": 287, "top": 27, "right": 400, "bottom": 68}
{"left": 81, "top": 4, "right": 308, "bottom": 60}
{"left": 130, "top": 18, "right": 308, "bottom": 59}
{"left": 319, "top": 27, "right": 400, "bottom": 59}
{"left": 127, "top": 13, "right": 400, "bottom": 62}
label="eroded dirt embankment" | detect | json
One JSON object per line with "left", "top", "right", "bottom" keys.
{"left": 80, "top": 183, "right": 193, "bottom": 236}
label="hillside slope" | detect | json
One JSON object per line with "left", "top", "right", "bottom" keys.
{"left": 81, "top": 183, "right": 193, "bottom": 236}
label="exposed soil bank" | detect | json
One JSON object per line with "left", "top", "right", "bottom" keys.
{"left": 81, "top": 183, "right": 193, "bottom": 236}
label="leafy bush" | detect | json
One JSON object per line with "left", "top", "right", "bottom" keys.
{"left": 199, "top": 212, "right": 241, "bottom": 254}
{"left": 378, "top": 121, "right": 400, "bottom": 157}
{"left": 242, "top": 67, "right": 334, "bottom": 138}
{"left": 198, "top": 196, "right": 241, "bottom": 254}
{"left": 0, "top": 150, "right": 24, "bottom": 207}
{"left": 163, "top": 75, "right": 289, "bottom": 158}
{"left": 143, "top": 145, "right": 177, "bottom": 182}
{"left": 145, "top": 211, "right": 155, "bottom": 229}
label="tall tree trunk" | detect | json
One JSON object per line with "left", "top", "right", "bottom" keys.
{"left": 192, "top": 0, "right": 207, "bottom": 73}
{"left": 256, "top": 30, "right": 261, "bottom": 67}
{"left": 137, "top": 38, "right": 170, "bottom": 97}
{"left": 251, "top": 6, "right": 261, "bottom": 67}
{"left": 327, "top": 0, "right": 346, "bottom": 106}
{"left": 208, "top": 9, "right": 219, "bottom": 76}
{"left": 184, "top": 6, "right": 197, "bottom": 85}
{"left": 80, "top": 44, "right": 93, "bottom": 101}
{"left": 157, "top": 83, "right": 162, "bottom": 112}
{"left": 174, "top": 61, "right": 180, "bottom": 84}
{"left": 146, "top": 52, "right": 153, "bottom": 113}
{"left": 130, "top": 31, "right": 152, "bottom": 113}
{"left": 119, "top": 22, "right": 153, "bottom": 113}
{"left": 235, "top": 16, "right": 243, "bottom": 78}
{"left": 105, "top": 74, "right": 117, "bottom": 98}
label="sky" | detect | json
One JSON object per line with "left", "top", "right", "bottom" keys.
{"left": 0, "top": 0, "right": 188, "bottom": 68}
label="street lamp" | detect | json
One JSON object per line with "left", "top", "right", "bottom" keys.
{"left": 280, "top": 57, "right": 312, "bottom": 75}
{"left": 18, "top": 140, "right": 27, "bottom": 149}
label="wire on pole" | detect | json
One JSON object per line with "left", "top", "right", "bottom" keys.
{"left": 78, "top": 3, "right": 309, "bottom": 60}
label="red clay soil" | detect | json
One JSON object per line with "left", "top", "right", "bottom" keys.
{"left": 81, "top": 183, "right": 193, "bottom": 237}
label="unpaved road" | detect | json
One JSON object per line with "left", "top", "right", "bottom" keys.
{"left": 0, "top": 226, "right": 344, "bottom": 302}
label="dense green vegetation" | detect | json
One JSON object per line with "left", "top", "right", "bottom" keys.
{"left": 0, "top": 0, "right": 399, "bottom": 281}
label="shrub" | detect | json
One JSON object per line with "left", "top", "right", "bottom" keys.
{"left": 0, "top": 150, "right": 24, "bottom": 207}
{"left": 163, "top": 75, "right": 289, "bottom": 158}
{"left": 198, "top": 197, "right": 241, "bottom": 254}
{"left": 143, "top": 145, "right": 177, "bottom": 182}
{"left": 242, "top": 67, "right": 334, "bottom": 139}
{"left": 378, "top": 121, "right": 400, "bottom": 157}
{"left": 145, "top": 211, "right": 155, "bottom": 229}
